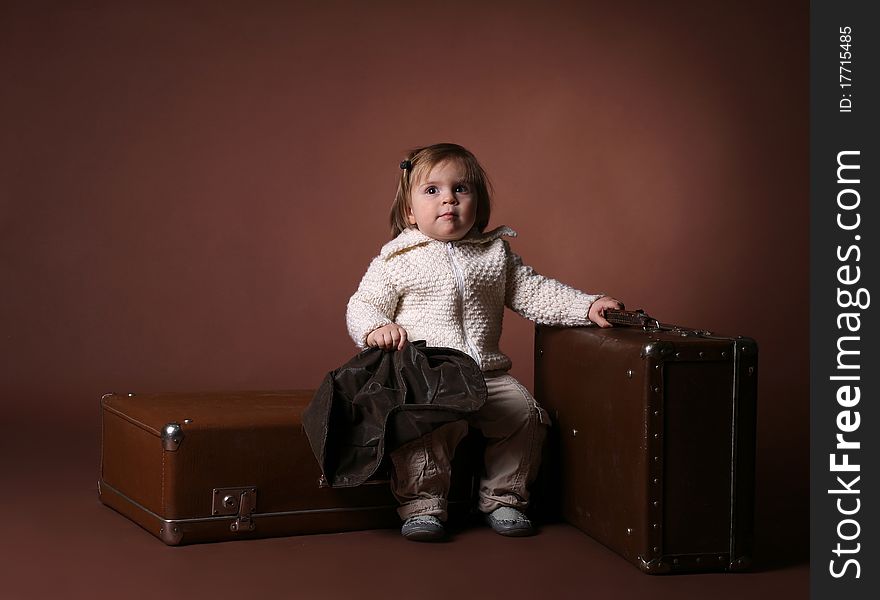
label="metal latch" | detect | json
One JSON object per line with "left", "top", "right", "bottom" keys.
{"left": 212, "top": 487, "right": 257, "bottom": 533}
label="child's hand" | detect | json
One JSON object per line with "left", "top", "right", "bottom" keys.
{"left": 588, "top": 296, "right": 624, "bottom": 328}
{"left": 366, "top": 323, "right": 409, "bottom": 351}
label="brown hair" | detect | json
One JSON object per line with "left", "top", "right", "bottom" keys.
{"left": 389, "top": 143, "right": 493, "bottom": 238}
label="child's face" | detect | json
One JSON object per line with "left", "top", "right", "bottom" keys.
{"left": 407, "top": 159, "right": 477, "bottom": 242}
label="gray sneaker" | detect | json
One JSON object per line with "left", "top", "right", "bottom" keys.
{"left": 485, "top": 507, "right": 535, "bottom": 537}
{"left": 401, "top": 515, "right": 447, "bottom": 542}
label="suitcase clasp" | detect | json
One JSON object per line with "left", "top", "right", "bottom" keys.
{"left": 212, "top": 487, "right": 257, "bottom": 533}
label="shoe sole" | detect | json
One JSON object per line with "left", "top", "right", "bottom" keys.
{"left": 486, "top": 517, "right": 536, "bottom": 537}
{"left": 492, "top": 525, "right": 535, "bottom": 537}
{"left": 402, "top": 528, "right": 447, "bottom": 542}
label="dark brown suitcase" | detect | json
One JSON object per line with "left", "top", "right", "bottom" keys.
{"left": 99, "top": 390, "right": 478, "bottom": 545}
{"left": 534, "top": 313, "right": 757, "bottom": 574}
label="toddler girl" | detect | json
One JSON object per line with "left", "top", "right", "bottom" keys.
{"left": 346, "top": 143, "right": 621, "bottom": 541}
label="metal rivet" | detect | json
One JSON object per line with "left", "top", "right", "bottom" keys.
{"left": 538, "top": 349, "right": 544, "bottom": 356}
{"left": 696, "top": 557, "right": 702, "bottom": 564}
{"left": 675, "top": 352, "right": 681, "bottom": 358}
{"left": 653, "top": 433, "right": 660, "bottom": 439}
{"left": 626, "top": 369, "right": 633, "bottom": 378}
{"left": 654, "top": 456, "right": 660, "bottom": 462}
{"left": 571, "top": 429, "right": 578, "bottom": 437}
{"left": 653, "top": 523, "right": 660, "bottom": 529}
{"left": 718, "top": 555, "right": 724, "bottom": 561}
{"left": 626, "top": 528, "right": 633, "bottom": 535}
{"left": 652, "top": 478, "right": 659, "bottom": 484}
{"left": 127, "top": 393, "right": 136, "bottom": 397}
{"left": 748, "top": 366, "right": 755, "bottom": 376}
{"left": 698, "top": 351, "right": 704, "bottom": 358}
{"left": 653, "top": 410, "right": 659, "bottom": 416}
{"left": 653, "top": 546, "right": 660, "bottom": 553}
{"left": 652, "top": 386, "right": 660, "bottom": 393}
{"left": 184, "top": 419, "right": 193, "bottom": 424}
{"left": 673, "top": 558, "right": 679, "bottom": 565}
{"left": 654, "top": 364, "right": 660, "bottom": 369}
{"left": 223, "top": 495, "right": 237, "bottom": 508}
{"left": 653, "top": 501, "right": 659, "bottom": 507}
{"left": 721, "top": 351, "right": 728, "bottom": 358}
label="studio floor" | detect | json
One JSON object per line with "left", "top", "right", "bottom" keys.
{"left": 6, "top": 416, "right": 807, "bottom": 600}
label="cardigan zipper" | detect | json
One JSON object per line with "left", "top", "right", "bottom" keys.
{"left": 446, "top": 242, "right": 482, "bottom": 364}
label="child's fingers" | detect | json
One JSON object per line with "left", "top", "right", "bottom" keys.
{"left": 591, "top": 305, "right": 612, "bottom": 327}
{"left": 589, "top": 300, "right": 612, "bottom": 327}
{"left": 599, "top": 297, "right": 622, "bottom": 309}
{"left": 383, "top": 331, "right": 395, "bottom": 349}
{"left": 595, "top": 315, "right": 612, "bottom": 328}
{"left": 367, "top": 325, "right": 407, "bottom": 351}
{"left": 389, "top": 329, "right": 401, "bottom": 349}
{"left": 397, "top": 327, "right": 408, "bottom": 350}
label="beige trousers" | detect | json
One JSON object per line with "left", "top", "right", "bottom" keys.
{"left": 389, "top": 371, "right": 550, "bottom": 521}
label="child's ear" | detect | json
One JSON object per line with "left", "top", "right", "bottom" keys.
{"left": 406, "top": 205, "right": 417, "bottom": 225}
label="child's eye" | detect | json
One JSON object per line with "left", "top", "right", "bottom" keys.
{"left": 455, "top": 184, "right": 470, "bottom": 193}
{"left": 425, "top": 186, "right": 438, "bottom": 194}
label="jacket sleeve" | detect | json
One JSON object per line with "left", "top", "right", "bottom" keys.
{"left": 504, "top": 241, "right": 602, "bottom": 326}
{"left": 346, "top": 255, "right": 400, "bottom": 348}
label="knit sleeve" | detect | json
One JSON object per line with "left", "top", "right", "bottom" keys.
{"left": 504, "top": 242, "right": 602, "bottom": 326}
{"left": 346, "top": 255, "right": 399, "bottom": 348}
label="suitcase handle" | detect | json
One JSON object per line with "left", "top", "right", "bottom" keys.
{"left": 603, "top": 309, "right": 659, "bottom": 329}
{"left": 604, "top": 308, "right": 718, "bottom": 338}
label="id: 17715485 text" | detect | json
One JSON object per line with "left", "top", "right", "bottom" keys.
{"left": 839, "top": 26, "right": 853, "bottom": 113}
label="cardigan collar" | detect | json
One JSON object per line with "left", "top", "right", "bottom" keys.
{"left": 380, "top": 225, "right": 517, "bottom": 259}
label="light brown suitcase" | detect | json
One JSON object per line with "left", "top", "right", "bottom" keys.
{"left": 99, "top": 390, "right": 478, "bottom": 545}
{"left": 534, "top": 312, "right": 757, "bottom": 574}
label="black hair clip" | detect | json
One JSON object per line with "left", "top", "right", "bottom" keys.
{"left": 400, "top": 160, "right": 412, "bottom": 170}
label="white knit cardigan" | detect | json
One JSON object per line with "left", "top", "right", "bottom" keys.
{"left": 346, "top": 225, "right": 601, "bottom": 372}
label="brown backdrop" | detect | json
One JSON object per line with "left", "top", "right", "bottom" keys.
{"left": 2, "top": 0, "right": 807, "bottom": 567}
